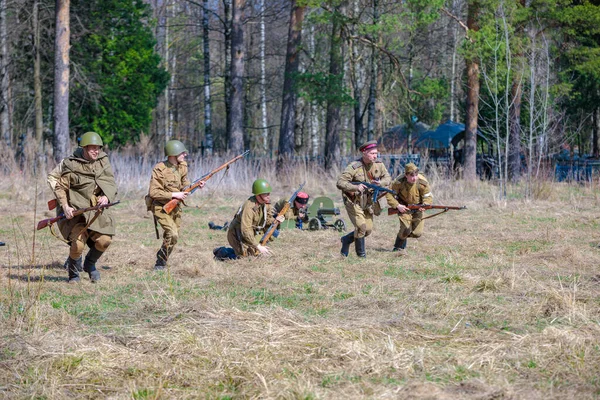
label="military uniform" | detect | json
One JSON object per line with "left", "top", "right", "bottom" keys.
{"left": 385, "top": 164, "right": 432, "bottom": 253}
{"left": 227, "top": 196, "right": 275, "bottom": 257}
{"left": 336, "top": 140, "right": 391, "bottom": 258}
{"left": 148, "top": 160, "right": 190, "bottom": 268}
{"left": 273, "top": 199, "right": 309, "bottom": 228}
{"left": 55, "top": 146, "right": 117, "bottom": 282}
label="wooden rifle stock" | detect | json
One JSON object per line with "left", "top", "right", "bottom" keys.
{"left": 388, "top": 204, "right": 466, "bottom": 215}
{"left": 37, "top": 201, "right": 121, "bottom": 230}
{"left": 260, "top": 182, "right": 305, "bottom": 246}
{"left": 162, "top": 150, "right": 249, "bottom": 214}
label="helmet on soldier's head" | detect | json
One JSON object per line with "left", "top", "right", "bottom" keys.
{"left": 252, "top": 179, "right": 272, "bottom": 195}
{"left": 79, "top": 132, "right": 103, "bottom": 147}
{"left": 165, "top": 140, "right": 188, "bottom": 157}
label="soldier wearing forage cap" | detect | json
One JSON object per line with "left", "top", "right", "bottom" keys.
{"left": 336, "top": 140, "right": 391, "bottom": 258}
{"left": 147, "top": 139, "right": 204, "bottom": 270}
{"left": 385, "top": 162, "right": 433, "bottom": 256}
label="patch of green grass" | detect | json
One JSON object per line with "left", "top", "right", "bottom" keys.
{"left": 505, "top": 239, "right": 551, "bottom": 255}
{"left": 454, "top": 365, "right": 480, "bottom": 381}
{"left": 310, "top": 264, "right": 328, "bottom": 273}
{"left": 440, "top": 274, "right": 463, "bottom": 283}
{"left": 53, "top": 355, "right": 84, "bottom": 373}
{"left": 332, "top": 291, "right": 354, "bottom": 301}
{"left": 132, "top": 388, "right": 157, "bottom": 399}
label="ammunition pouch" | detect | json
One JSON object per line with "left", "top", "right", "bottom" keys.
{"left": 144, "top": 195, "right": 153, "bottom": 212}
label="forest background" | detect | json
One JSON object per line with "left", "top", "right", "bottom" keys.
{"left": 0, "top": 0, "right": 598, "bottom": 186}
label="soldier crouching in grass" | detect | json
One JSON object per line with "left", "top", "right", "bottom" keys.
{"left": 336, "top": 140, "right": 391, "bottom": 258}
{"left": 147, "top": 139, "right": 204, "bottom": 270}
{"left": 54, "top": 132, "right": 117, "bottom": 283}
{"left": 213, "top": 179, "right": 285, "bottom": 260}
{"left": 385, "top": 162, "right": 433, "bottom": 256}
{"left": 273, "top": 191, "right": 309, "bottom": 229}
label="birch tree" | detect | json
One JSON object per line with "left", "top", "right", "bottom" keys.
{"left": 53, "top": 0, "right": 70, "bottom": 161}
{"left": 228, "top": 0, "right": 245, "bottom": 153}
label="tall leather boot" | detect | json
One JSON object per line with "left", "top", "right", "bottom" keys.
{"left": 392, "top": 237, "right": 407, "bottom": 252}
{"left": 355, "top": 237, "right": 366, "bottom": 258}
{"left": 154, "top": 245, "right": 170, "bottom": 270}
{"left": 63, "top": 256, "right": 83, "bottom": 271}
{"left": 340, "top": 232, "right": 355, "bottom": 257}
{"left": 66, "top": 257, "right": 81, "bottom": 283}
{"left": 83, "top": 248, "right": 103, "bottom": 283}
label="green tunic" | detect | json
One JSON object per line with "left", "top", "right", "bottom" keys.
{"left": 55, "top": 148, "right": 118, "bottom": 237}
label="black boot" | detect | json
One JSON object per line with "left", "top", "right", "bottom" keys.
{"left": 83, "top": 248, "right": 103, "bottom": 283}
{"left": 63, "top": 256, "right": 83, "bottom": 271}
{"left": 66, "top": 257, "right": 80, "bottom": 283}
{"left": 154, "top": 245, "right": 169, "bottom": 270}
{"left": 392, "top": 237, "right": 407, "bottom": 252}
{"left": 355, "top": 237, "right": 366, "bottom": 258}
{"left": 340, "top": 232, "right": 355, "bottom": 257}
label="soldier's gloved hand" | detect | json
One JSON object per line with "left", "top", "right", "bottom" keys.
{"left": 396, "top": 204, "right": 409, "bottom": 214}
{"left": 356, "top": 184, "right": 367, "bottom": 193}
{"left": 64, "top": 205, "right": 75, "bottom": 219}
{"left": 97, "top": 195, "right": 109, "bottom": 206}
{"left": 172, "top": 192, "right": 188, "bottom": 200}
{"left": 276, "top": 215, "right": 285, "bottom": 223}
{"left": 257, "top": 244, "right": 271, "bottom": 256}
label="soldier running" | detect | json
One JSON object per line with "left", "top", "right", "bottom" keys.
{"left": 147, "top": 139, "right": 204, "bottom": 270}
{"left": 54, "top": 132, "right": 117, "bottom": 283}
{"left": 336, "top": 140, "right": 391, "bottom": 258}
{"left": 385, "top": 162, "right": 433, "bottom": 255}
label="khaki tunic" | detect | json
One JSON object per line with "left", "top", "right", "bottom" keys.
{"left": 227, "top": 196, "right": 275, "bottom": 257}
{"left": 148, "top": 160, "right": 190, "bottom": 249}
{"left": 336, "top": 159, "right": 391, "bottom": 238}
{"left": 273, "top": 199, "right": 308, "bottom": 224}
{"left": 385, "top": 173, "right": 433, "bottom": 239}
{"left": 54, "top": 148, "right": 118, "bottom": 257}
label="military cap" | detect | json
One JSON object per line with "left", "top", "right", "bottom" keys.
{"left": 405, "top": 162, "right": 419, "bottom": 174}
{"left": 296, "top": 191, "right": 309, "bottom": 205}
{"left": 359, "top": 140, "right": 378, "bottom": 152}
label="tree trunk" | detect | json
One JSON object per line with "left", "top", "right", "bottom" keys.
{"left": 0, "top": 0, "right": 12, "bottom": 147}
{"left": 351, "top": 0, "right": 363, "bottom": 149}
{"left": 593, "top": 105, "right": 599, "bottom": 159}
{"left": 508, "top": 74, "right": 523, "bottom": 182}
{"left": 33, "top": 0, "right": 43, "bottom": 149}
{"left": 366, "top": 0, "right": 379, "bottom": 142}
{"left": 324, "top": 3, "right": 345, "bottom": 170}
{"left": 53, "top": 0, "right": 70, "bottom": 162}
{"left": 223, "top": 0, "right": 232, "bottom": 148}
{"left": 309, "top": 25, "right": 319, "bottom": 159}
{"left": 259, "top": 0, "right": 268, "bottom": 154}
{"left": 277, "top": 1, "right": 305, "bottom": 172}
{"left": 203, "top": 0, "right": 213, "bottom": 155}
{"left": 463, "top": 0, "right": 480, "bottom": 181}
{"left": 228, "top": 0, "right": 245, "bottom": 153}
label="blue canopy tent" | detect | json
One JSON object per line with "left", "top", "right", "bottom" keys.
{"left": 414, "top": 120, "right": 466, "bottom": 149}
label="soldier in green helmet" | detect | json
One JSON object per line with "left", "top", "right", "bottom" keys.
{"left": 213, "top": 178, "right": 285, "bottom": 260}
{"left": 54, "top": 132, "right": 118, "bottom": 283}
{"left": 147, "top": 139, "right": 204, "bottom": 270}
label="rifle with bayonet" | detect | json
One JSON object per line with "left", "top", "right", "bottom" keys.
{"left": 163, "top": 150, "right": 249, "bottom": 214}
{"left": 260, "top": 182, "right": 305, "bottom": 246}
{"left": 37, "top": 201, "right": 121, "bottom": 230}
{"left": 388, "top": 204, "right": 466, "bottom": 216}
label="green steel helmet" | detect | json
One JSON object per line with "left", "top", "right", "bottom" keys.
{"left": 79, "top": 132, "right": 103, "bottom": 147}
{"left": 252, "top": 178, "right": 272, "bottom": 195}
{"left": 165, "top": 140, "right": 188, "bottom": 156}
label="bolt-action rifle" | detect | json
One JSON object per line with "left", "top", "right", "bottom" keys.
{"left": 388, "top": 204, "right": 466, "bottom": 216}
{"left": 36, "top": 201, "right": 121, "bottom": 230}
{"left": 260, "top": 182, "right": 305, "bottom": 246}
{"left": 163, "top": 150, "right": 249, "bottom": 214}
{"left": 352, "top": 181, "right": 397, "bottom": 200}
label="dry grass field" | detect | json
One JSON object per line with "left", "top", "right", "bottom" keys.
{"left": 1, "top": 168, "right": 599, "bottom": 399}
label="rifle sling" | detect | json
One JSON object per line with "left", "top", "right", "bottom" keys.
{"left": 420, "top": 208, "right": 449, "bottom": 220}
